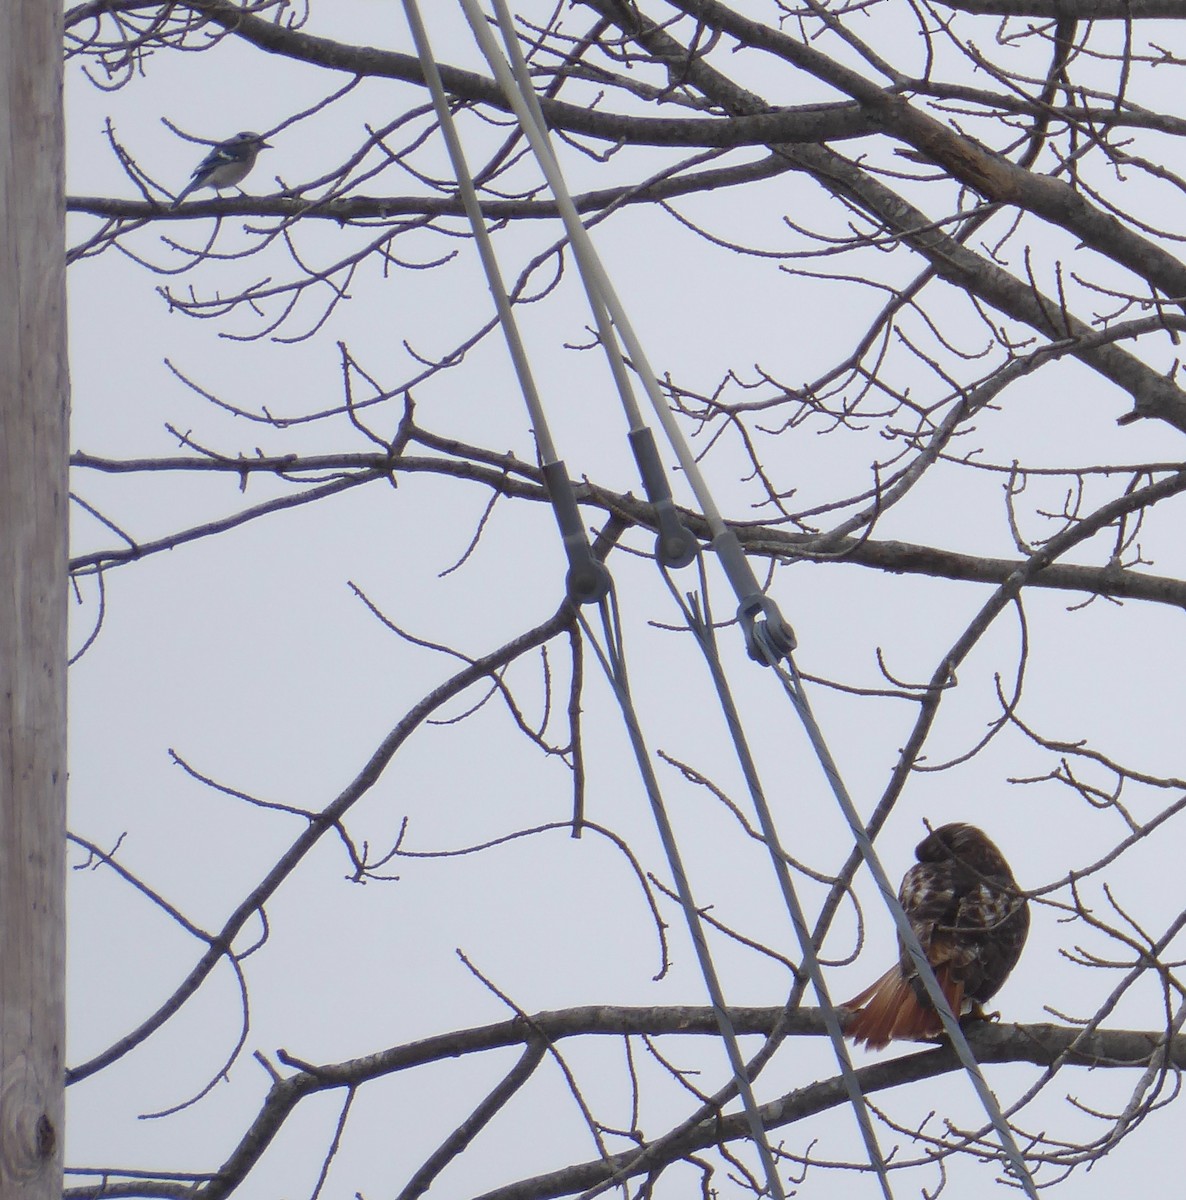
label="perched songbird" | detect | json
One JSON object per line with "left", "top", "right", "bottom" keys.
{"left": 843, "top": 823, "right": 1029, "bottom": 1050}
{"left": 171, "top": 131, "right": 271, "bottom": 208}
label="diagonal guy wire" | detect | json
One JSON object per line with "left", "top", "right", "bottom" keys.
{"left": 769, "top": 652, "right": 1040, "bottom": 1197}
{"left": 575, "top": 590, "right": 789, "bottom": 1200}
{"left": 402, "top": 0, "right": 609, "bottom": 603}
{"left": 401, "top": 0, "right": 558, "bottom": 465}
{"left": 461, "top": 0, "right": 786, "bottom": 626}
{"left": 405, "top": 4, "right": 789, "bottom": 1195}
{"left": 664, "top": 569, "right": 895, "bottom": 1199}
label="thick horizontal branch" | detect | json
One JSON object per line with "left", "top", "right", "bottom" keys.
{"left": 69, "top": 151, "right": 800, "bottom": 220}
{"left": 739, "top": 527, "right": 1186, "bottom": 608}
{"left": 68, "top": 94, "right": 1186, "bottom": 224}
{"left": 271, "top": 1003, "right": 1186, "bottom": 1079}
{"left": 469, "top": 1011, "right": 1186, "bottom": 1200}
{"left": 171, "top": 0, "right": 867, "bottom": 147}
{"left": 935, "top": 0, "right": 1186, "bottom": 14}
{"left": 62, "top": 1006, "right": 1186, "bottom": 1199}
{"left": 69, "top": 451, "right": 1186, "bottom": 607}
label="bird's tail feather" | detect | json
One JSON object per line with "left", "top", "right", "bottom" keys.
{"left": 842, "top": 965, "right": 964, "bottom": 1050}
{"left": 170, "top": 182, "right": 196, "bottom": 210}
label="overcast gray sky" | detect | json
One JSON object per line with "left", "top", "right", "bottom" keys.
{"left": 63, "top": 3, "right": 1186, "bottom": 1198}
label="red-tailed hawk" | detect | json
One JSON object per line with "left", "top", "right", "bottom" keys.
{"left": 843, "top": 823, "right": 1029, "bottom": 1049}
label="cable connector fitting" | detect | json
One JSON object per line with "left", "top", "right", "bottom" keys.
{"left": 710, "top": 528, "right": 796, "bottom": 662}
{"left": 627, "top": 428, "right": 697, "bottom": 568}
{"left": 737, "top": 593, "right": 796, "bottom": 663}
{"left": 542, "top": 460, "right": 612, "bottom": 604}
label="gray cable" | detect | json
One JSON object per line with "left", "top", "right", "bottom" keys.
{"left": 576, "top": 592, "right": 789, "bottom": 1200}
{"left": 402, "top": 0, "right": 609, "bottom": 603}
{"left": 403, "top": 0, "right": 553, "bottom": 462}
{"left": 770, "top": 652, "right": 1040, "bottom": 1198}
{"left": 664, "top": 568, "right": 895, "bottom": 1199}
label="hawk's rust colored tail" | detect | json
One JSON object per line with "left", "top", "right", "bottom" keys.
{"left": 842, "top": 965, "right": 964, "bottom": 1050}
{"left": 841, "top": 824, "right": 1029, "bottom": 1049}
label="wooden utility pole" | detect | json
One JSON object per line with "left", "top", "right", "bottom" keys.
{"left": 0, "top": 2, "right": 69, "bottom": 1197}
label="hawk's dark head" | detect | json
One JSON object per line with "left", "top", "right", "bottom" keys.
{"left": 915, "top": 823, "right": 1014, "bottom": 880}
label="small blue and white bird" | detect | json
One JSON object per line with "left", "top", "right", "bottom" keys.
{"left": 171, "top": 131, "right": 272, "bottom": 208}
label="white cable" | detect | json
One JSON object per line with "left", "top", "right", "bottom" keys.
{"left": 401, "top": 0, "right": 559, "bottom": 464}
{"left": 459, "top": 0, "right": 732, "bottom": 540}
